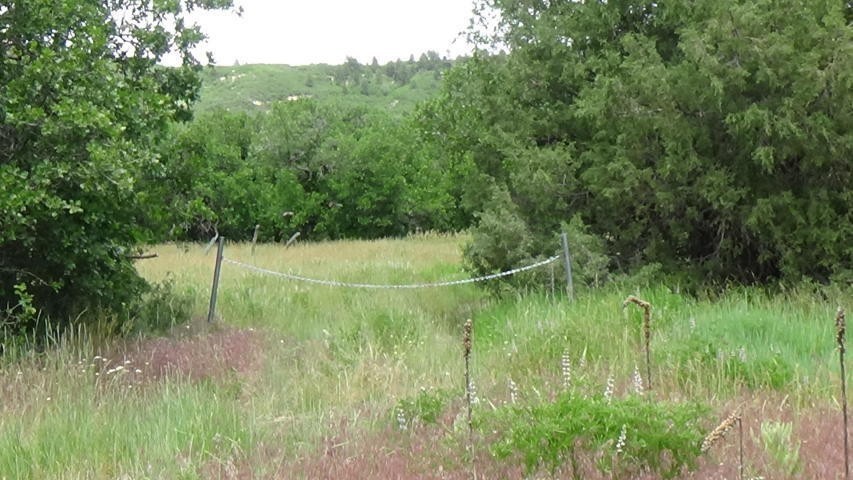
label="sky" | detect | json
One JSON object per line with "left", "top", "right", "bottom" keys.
{"left": 184, "top": 0, "right": 479, "bottom": 66}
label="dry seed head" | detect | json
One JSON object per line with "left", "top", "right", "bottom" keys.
{"left": 701, "top": 411, "right": 741, "bottom": 452}
{"left": 837, "top": 307, "right": 846, "bottom": 352}
{"left": 622, "top": 295, "right": 651, "bottom": 311}
{"left": 463, "top": 318, "right": 473, "bottom": 357}
{"left": 623, "top": 296, "right": 652, "bottom": 341}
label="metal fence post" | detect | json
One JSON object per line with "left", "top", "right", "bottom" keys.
{"left": 207, "top": 236, "right": 225, "bottom": 323}
{"left": 251, "top": 224, "right": 260, "bottom": 256}
{"left": 549, "top": 262, "right": 556, "bottom": 298}
{"left": 560, "top": 232, "right": 574, "bottom": 300}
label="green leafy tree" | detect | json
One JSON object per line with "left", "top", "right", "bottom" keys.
{"left": 144, "top": 109, "right": 307, "bottom": 241}
{"left": 428, "top": 0, "right": 852, "bottom": 285}
{"left": 0, "top": 0, "right": 233, "bottom": 328}
{"left": 316, "top": 112, "right": 456, "bottom": 238}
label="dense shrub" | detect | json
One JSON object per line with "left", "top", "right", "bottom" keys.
{"left": 0, "top": 0, "right": 232, "bottom": 329}
{"left": 425, "top": 0, "right": 853, "bottom": 286}
{"left": 481, "top": 393, "right": 710, "bottom": 479}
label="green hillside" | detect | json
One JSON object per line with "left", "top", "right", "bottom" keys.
{"left": 195, "top": 54, "right": 453, "bottom": 113}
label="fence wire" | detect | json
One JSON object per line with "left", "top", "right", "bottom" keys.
{"left": 222, "top": 255, "right": 560, "bottom": 290}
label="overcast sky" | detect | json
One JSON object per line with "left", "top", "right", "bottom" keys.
{"left": 185, "top": 0, "right": 478, "bottom": 66}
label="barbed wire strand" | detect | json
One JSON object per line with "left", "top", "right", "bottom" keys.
{"left": 222, "top": 256, "right": 560, "bottom": 289}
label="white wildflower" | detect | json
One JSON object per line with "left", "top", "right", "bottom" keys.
{"left": 615, "top": 424, "right": 627, "bottom": 455}
{"left": 561, "top": 350, "right": 572, "bottom": 389}
{"left": 604, "top": 373, "right": 615, "bottom": 403}
{"left": 508, "top": 378, "right": 518, "bottom": 404}
{"left": 468, "top": 380, "right": 480, "bottom": 405}
{"left": 396, "top": 406, "right": 407, "bottom": 431}
{"left": 632, "top": 365, "right": 644, "bottom": 396}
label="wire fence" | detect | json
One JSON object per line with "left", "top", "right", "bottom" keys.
{"left": 222, "top": 255, "right": 561, "bottom": 290}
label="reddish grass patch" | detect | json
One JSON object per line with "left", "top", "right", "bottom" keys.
{"left": 264, "top": 394, "right": 850, "bottom": 480}
{"left": 276, "top": 415, "right": 524, "bottom": 480}
{"left": 199, "top": 456, "right": 255, "bottom": 480}
{"left": 112, "top": 327, "right": 265, "bottom": 383}
{"left": 691, "top": 399, "right": 847, "bottom": 479}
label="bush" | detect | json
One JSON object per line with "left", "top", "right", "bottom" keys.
{"left": 393, "top": 388, "right": 452, "bottom": 430}
{"left": 480, "top": 393, "right": 709, "bottom": 479}
{"left": 463, "top": 186, "right": 539, "bottom": 293}
{"left": 463, "top": 187, "right": 612, "bottom": 294}
{"left": 126, "top": 276, "right": 194, "bottom": 335}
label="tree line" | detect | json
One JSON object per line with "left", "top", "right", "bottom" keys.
{"left": 142, "top": 100, "right": 466, "bottom": 243}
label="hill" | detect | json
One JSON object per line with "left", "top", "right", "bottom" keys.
{"left": 194, "top": 53, "right": 454, "bottom": 114}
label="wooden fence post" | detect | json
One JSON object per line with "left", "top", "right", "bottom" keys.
{"left": 207, "top": 236, "right": 225, "bottom": 323}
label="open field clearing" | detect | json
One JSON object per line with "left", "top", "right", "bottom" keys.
{"left": 1, "top": 235, "right": 851, "bottom": 479}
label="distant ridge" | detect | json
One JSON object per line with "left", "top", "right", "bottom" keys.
{"left": 195, "top": 53, "right": 455, "bottom": 114}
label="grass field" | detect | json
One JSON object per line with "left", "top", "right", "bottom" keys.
{"left": 1, "top": 234, "right": 850, "bottom": 478}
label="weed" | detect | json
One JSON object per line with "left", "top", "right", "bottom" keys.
{"left": 760, "top": 420, "right": 802, "bottom": 476}
{"left": 623, "top": 295, "right": 653, "bottom": 392}
{"left": 393, "top": 387, "right": 451, "bottom": 430}
{"left": 702, "top": 410, "right": 744, "bottom": 479}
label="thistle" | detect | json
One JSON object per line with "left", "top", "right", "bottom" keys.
{"left": 623, "top": 295, "right": 653, "bottom": 392}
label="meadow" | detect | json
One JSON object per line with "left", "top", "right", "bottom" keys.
{"left": 1, "top": 234, "right": 850, "bottom": 479}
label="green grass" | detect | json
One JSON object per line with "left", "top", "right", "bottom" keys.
{"left": 0, "top": 333, "right": 253, "bottom": 479}
{"left": 0, "top": 234, "right": 850, "bottom": 478}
